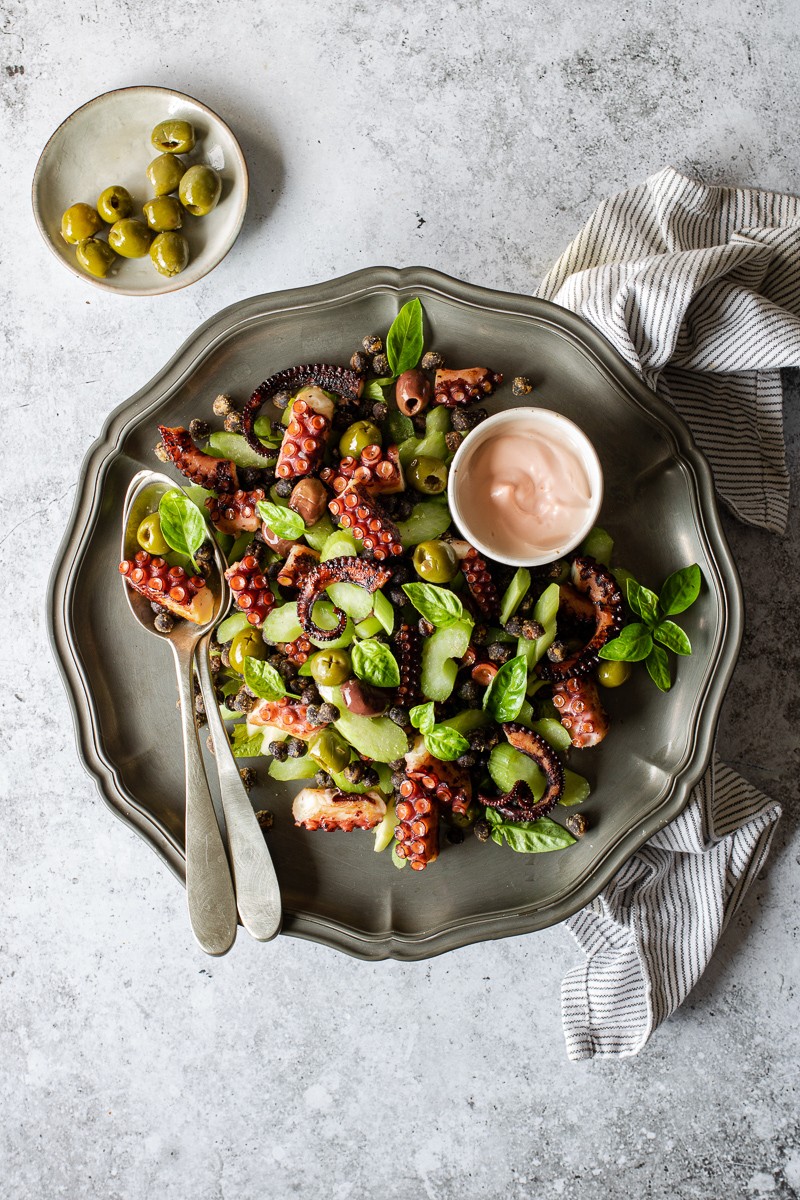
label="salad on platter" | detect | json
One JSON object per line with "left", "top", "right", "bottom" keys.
{"left": 118, "top": 298, "right": 702, "bottom": 872}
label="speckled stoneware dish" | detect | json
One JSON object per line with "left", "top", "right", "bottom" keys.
{"left": 32, "top": 86, "right": 248, "bottom": 296}
{"left": 48, "top": 267, "right": 743, "bottom": 960}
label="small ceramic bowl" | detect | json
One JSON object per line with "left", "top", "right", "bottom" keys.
{"left": 32, "top": 86, "right": 248, "bottom": 296}
{"left": 448, "top": 406, "right": 603, "bottom": 567}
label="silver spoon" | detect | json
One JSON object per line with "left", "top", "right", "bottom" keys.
{"left": 121, "top": 471, "right": 237, "bottom": 956}
{"left": 196, "top": 555, "right": 282, "bottom": 941}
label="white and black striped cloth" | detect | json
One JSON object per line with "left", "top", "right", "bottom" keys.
{"left": 536, "top": 167, "right": 788, "bottom": 1059}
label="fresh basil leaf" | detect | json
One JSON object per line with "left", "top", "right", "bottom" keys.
{"left": 351, "top": 639, "right": 400, "bottom": 688}
{"left": 253, "top": 414, "right": 284, "bottom": 444}
{"left": 645, "top": 644, "right": 672, "bottom": 691}
{"left": 386, "top": 297, "right": 424, "bottom": 376}
{"left": 385, "top": 408, "right": 415, "bottom": 444}
{"left": 598, "top": 623, "right": 653, "bottom": 662}
{"left": 256, "top": 499, "right": 305, "bottom": 541}
{"left": 243, "top": 657, "right": 287, "bottom": 701}
{"left": 425, "top": 725, "right": 470, "bottom": 762}
{"left": 654, "top": 620, "right": 692, "bottom": 656}
{"left": 485, "top": 810, "right": 576, "bottom": 853}
{"left": 158, "top": 489, "right": 207, "bottom": 569}
{"left": 659, "top": 564, "right": 702, "bottom": 615}
{"left": 372, "top": 589, "right": 395, "bottom": 636}
{"left": 409, "top": 701, "right": 435, "bottom": 734}
{"left": 402, "top": 582, "right": 463, "bottom": 628}
{"left": 483, "top": 654, "right": 528, "bottom": 722}
{"left": 627, "top": 578, "right": 660, "bottom": 627}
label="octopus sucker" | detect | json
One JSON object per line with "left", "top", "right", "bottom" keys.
{"left": 552, "top": 677, "right": 609, "bottom": 748}
{"left": 296, "top": 555, "right": 393, "bottom": 642}
{"left": 292, "top": 787, "right": 387, "bottom": 832}
{"left": 249, "top": 697, "right": 323, "bottom": 739}
{"left": 158, "top": 425, "right": 239, "bottom": 492}
{"left": 538, "top": 556, "right": 624, "bottom": 682}
{"left": 393, "top": 623, "right": 423, "bottom": 710}
{"left": 479, "top": 722, "right": 564, "bottom": 820}
{"left": 403, "top": 736, "right": 472, "bottom": 817}
{"left": 321, "top": 444, "right": 405, "bottom": 496}
{"left": 205, "top": 487, "right": 266, "bottom": 535}
{"left": 119, "top": 552, "right": 214, "bottom": 625}
{"left": 241, "top": 364, "right": 364, "bottom": 462}
{"left": 394, "top": 778, "right": 440, "bottom": 869}
{"left": 447, "top": 539, "right": 500, "bottom": 620}
{"left": 225, "top": 555, "right": 276, "bottom": 627}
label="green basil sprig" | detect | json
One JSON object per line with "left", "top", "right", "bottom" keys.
{"left": 484, "top": 807, "right": 576, "bottom": 853}
{"left": 243, "top": 657, "right": 288, "bottom": 701}
{"left": 409, "top": 701, "right": 435, "bottom": 734}
{"left": 402, "top": 582, "right": 463, "bottom": 628}
{"left": 256, "top": 500, "right": 305, "bottom": 542}
{"left": 158, "top": 489, "right": 207, "bottom": 569}
{"left": 483, "top": 654, "right": 528, "bottom": 722}
{"left": 599, "top": 564, "right": 701, "bottom": 691}
{"left": 386, "top": 298, "right": 424, "bottom": 377}
{"left": 351, "top": 639, "right": 400, "bottom": 689}
{"left": 425, "top": 725, "right": 469, "bottom": 762}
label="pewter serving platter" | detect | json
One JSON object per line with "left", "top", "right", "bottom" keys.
{"left": 48, "top": 267, "right": 742, "bottom": 960}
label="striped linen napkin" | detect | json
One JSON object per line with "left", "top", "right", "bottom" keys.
{"left": 536, "top": 166, "right": 791, "bottom": 1059}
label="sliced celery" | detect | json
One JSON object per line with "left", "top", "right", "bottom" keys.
{"left": 532, "top": 717, "right": 572, "bottom": 753}
{"left": 355, "top": 615, "right": 383, "bottom": 638}
{"left": 333, "top": 709, "right": 408, "bottom": 763}
{"left": 488, "top": 743, "right": 545, "bottom": 799}
{"left": 374, "top": 802, "right": 400, "bottom": 852}
{"left": 395, "top": 500, "right": 452, "bottom": 547}
{"left": 518, "top": 581, "right": 560, "bottom": 667}
{"left": 304, "top": 513, "right": 336, "bottom": 551}
{"left": 580, "top": 526, "right": 614, "bottom": 567}
{"left": 320, "top": 529, "right": 357, "bottom": 560}
{"left": 229, "top": 531, "right": 252, "bottom": 563}
{"left": 560, "top": 769, "right": 591, "bottom": 806}
{"left": 441, "top": 708, "right": 491, "bottom": 735}
{"left": 372, "top": 589, "right": 395, "bottom": 636}
{"left": 420, "top": 618, "right": 473, "bottom": 701}
{"left": 268, "top": 756, "right": 316, "bottom": 782}
{"left": 328, "top": 581, "right": 373, "bottom": 623}
{"left": 208, "top": 432, "right": 277, "bottom": 469}
{"left": 216, "top": 611, "right": 251, "bottom": 644}
{"left": 262, "top": 600, "right": 355, "bottom": 649}
{"left": 499, "top": 568, "right": 531, "bottom": 626}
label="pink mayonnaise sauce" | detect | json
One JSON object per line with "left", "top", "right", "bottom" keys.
{"left": 459, "top": 429, "right": 593, "bottom": 560}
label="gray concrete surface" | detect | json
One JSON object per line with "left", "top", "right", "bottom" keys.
{"left": 2, "top": 1, "right": 798, "bottom": 1196}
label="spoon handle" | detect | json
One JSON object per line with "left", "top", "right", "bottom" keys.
{"left": 197, "top": 634, "right": 282, "bottom": 942}
{"left": 172, "top": 646, "right": 238, "bottom": 956}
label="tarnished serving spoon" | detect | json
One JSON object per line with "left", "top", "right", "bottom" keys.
{"left": 121, "top": 470, "right": 237, "bottom": 956}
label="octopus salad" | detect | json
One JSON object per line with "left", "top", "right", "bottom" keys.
{"left": 119, "top": 299, "right": 701, "bottom": 870}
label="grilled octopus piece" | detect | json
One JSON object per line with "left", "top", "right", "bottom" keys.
{"left": 296, "top": 555, "right": 393, "bottom": 642}
{"left": 158, "top": 425, "right": 238, "bottom": 492}
{"left": 241, "top": 364, "right": 364, "bottom": 460}
{"left": 538, "top": 557, "right": 624, "bottom": 681}
{"left": 479, "top": 723, "right": 565, "bottom": 820}
{"left": 292, "top": 787, "right": 386, "bottom": 831}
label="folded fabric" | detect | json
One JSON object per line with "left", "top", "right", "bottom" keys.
{"left": 536, "top": 166, "right": 788, "bottom": 1059}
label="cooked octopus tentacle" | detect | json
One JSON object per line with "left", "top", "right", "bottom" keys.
{"left": 158, "top": 425, "right": 238, "bottom": 492}
{"left": 552, "top": 677, "right": 610, "bottom": 748}
{"left": 321, "top": 443, "right": 405, "bottom": 496}
{"left": 206, "top": 487, "right": 266, "bottom": 535}
{"left": 394, "top": 778, "right": 440, "bottom": 869}
{"left": 328, "top": 482, "right": 403, "bottom": 560}
{"left": 433, "top": 367, "right": 503, "bottom": 407}
{"left": 119, "top": 552, "right": 213, "bottom": 625}
{"left": 249, "top": 696, "right": 325, "bottom": 739}
{"left": 296, "top": 555, "right": 393, "bottom": 642}
{"left": 293, "top": 787, "right": 386, "bottom": 832}
{"left": 225, "top": 555, "right": 276, "bottom": 627}
{"left": 479, "top": 723, "right": 564, "bottom": 819}
{"left": 242, "top": 364, "right": 364, "bottom": 460}
{"left": 393, "top": 623, "right": 423, "bottom": 710}
{"left": 403, "top": 736, "right": 472, "bottom": 817}
{"left": 538, "top": 557, "right": 624, "bottom": 681}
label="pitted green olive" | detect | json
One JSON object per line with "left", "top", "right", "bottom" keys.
{"left": 136, "top": 513, "right": 170, "bottom": 555}
{"left": 60, "top": 203, "right": 102, "bottom": 244}
{"left": 97, "top": 185, "right": 134, "bottom": 223}
{"left": 178, "top": 164, "right": 222, "bottom": 216}
{"left": 151, "top": 119, "right": 196, "bottom": 155}
{"left": 407, "top": 455, "right": 448, "bottom": 495}
{"left": 143, "top": 196, "right": 183, "bottom": 232}
{"left": 229, "top": 628, "right": 267, "bottom": 676}
{"left": 308, "top": 729, "right": 351, "bottom": 775}
{"left": 597, "top": 660, "right": 632, "bottom": 688}
{"left": 309, "top": 648, "right": 351, "bottom": 687}
{"left": 150, "top": 231, "right": 189, "bottom": 278}
{"left": 146, "top": 153, "right": 187, "bottom": 196}
{"left": 412, "top": 539, "right": 459, "bottom": 583}
{"left": 338, "top": 420, "right": 382, "bottom": 459}
{"left": 108, "top": 218, "right": 153, "bottom": 258}
{"left": 75, "top": 238, "right": 116, "bottom": 279}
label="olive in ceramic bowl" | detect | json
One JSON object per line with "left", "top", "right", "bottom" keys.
{"left": 108, "top": 218, "right": 153, "bottom": 258}
{"left": 60, "top": 203, "right": 102, "bottom": 244}
{"left": 97, "top": 185, "right": 133, "bottom": 223}
{"left": 151, "top": 119, "right": 196, "bottom": 155}
{"left": 142, "top": 196, "right": 183, "bottom": 232}
{"left": 76, "top": 238, "right": 116, "bottom": 278}
{"left": 146, "top": 154, "right": 187, "bottom": 197}
{"left": 179, "top": 164, "right": 222, "bottom": 216}
{"left": 150, "top": 231, "right": 189, "bottom": 277}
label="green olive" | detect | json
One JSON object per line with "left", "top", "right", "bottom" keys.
{"left": 108, "top": 218, "right": 153, "bottom": 258}
{"left": 60, "top": 203, "right": 102, "bottom": 245}
{"left": 309, "top": 648, "right": 351, "bottom": 688}
{"left": 178, "top": 164, "right": 222, "bottom": 216}
{"left": 142, "top": 196, "right": 183, "bottom": 232}
{"left": 407, "top": 455, "right": 448, "bottom": 495}
{"left": 338, "top": 420, "right": 382, "bottom": 459}
{"left": 97, "top": 185, "right": 134, "bottom": 223}
{"left": 230, "top": 628, "right": 268, "bottom": 676}
{"left": 412, "top": 539, "right": 459, "bottom": 583}
{"left": 146, "top": 153, "right": 187, "bottom": 196}
{"left": 136, "top": 512, "right": 170, "bottom": 555}
{"left": 150, "top": 231, "right": 189, "bottom": 278}
{"left": 151, "top": 119, "right": 196, "bottom": 155}
{"left": 308, "top": 729, "right": 351, "bottom": 775}
{"left": 75, "top": 238, "right": 116, "bottom": 279}
{"left": 597, "top": 659, "right": 632, "bottom": 688}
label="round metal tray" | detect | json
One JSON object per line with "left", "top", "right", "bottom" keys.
{"left": 48, "top": 266, "right": 742, "bottom": 959}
